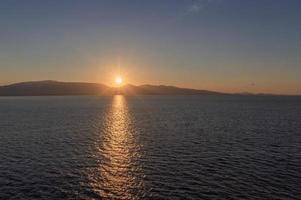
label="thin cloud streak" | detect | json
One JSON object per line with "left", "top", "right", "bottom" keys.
{"left": 187, "top": 3, "right": 203, "bottom": 14}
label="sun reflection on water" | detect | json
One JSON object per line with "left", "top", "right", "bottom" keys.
{"left": 89, "top": 95, "right": 145, "bottom": 199}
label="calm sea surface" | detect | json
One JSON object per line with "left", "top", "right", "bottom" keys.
{"left": 0, "top": 95, "right": 300, "bottom": 200}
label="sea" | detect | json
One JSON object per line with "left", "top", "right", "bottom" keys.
{"left": 0, "top": 95, "right": 300, "bottom": 200}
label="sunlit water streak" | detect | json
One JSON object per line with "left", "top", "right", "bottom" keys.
{"left": 88, "top": 95, "right": 146, "bottom": 199}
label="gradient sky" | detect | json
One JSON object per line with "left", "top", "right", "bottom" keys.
{"left": 0, "top": 0, "right": 301, "bottom": 94}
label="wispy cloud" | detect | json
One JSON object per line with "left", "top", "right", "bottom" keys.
{"left": 157, "top": 0, "right": 218, "bottom": 24}
{"left": 186, "top": 0, "right": 219, "bottom": 15}
{"left": 187, "top": 3, "right": 203, "bottom": 14}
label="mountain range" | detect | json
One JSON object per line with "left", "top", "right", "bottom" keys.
{"left": 0, "top": 80, "right": 226, "bottom": 96}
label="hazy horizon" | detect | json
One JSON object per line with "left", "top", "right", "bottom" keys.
{"left": 1, "top": 0, "right": 301, "bottom": 95}
{"left": 2, "top": 79, "right": 301, "bottom": 96}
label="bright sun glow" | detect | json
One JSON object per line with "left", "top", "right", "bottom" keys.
{"left": 115, "top": 76, "right": 123, "bottom": 85}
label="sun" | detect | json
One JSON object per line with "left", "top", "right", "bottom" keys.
{"left": 115, "top": 76, "right": 123, "bottom": 85}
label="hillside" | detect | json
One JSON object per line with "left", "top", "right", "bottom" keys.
{"left": 0, "top": 81, "right": 225, "bottom": 96}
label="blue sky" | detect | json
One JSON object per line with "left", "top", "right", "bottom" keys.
{"left": 0, "top": 0, "right": 301, "bottom": 94}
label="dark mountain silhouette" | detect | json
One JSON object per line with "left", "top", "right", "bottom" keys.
{"left": 0, "top": 81, "right": 111, "bottom": 96}
{"left": 118, "top": 84, "right": 224, "bottom": 95}
{"left": 0, "top": 80, "right": 226, "bottom": 96}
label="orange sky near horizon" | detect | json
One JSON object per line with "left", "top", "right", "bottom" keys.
{"left": 1, "top": 60, "right": 301, "bottom": 95}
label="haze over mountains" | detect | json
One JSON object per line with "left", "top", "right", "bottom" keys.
{"left": 0, "top": 80, "right": 225, "bottom": 96}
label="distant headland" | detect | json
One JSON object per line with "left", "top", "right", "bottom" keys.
{"left": 0, "top": 80, "right": 294, "bottom": 96}
{"left": 0, "top": 80, "right": 224, "bottom": 96}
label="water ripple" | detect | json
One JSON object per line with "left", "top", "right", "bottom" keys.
{"left": 0, "top": 96, "right": 300, "bottom": 199}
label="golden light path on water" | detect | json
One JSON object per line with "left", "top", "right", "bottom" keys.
{"left": 89, "top": 95, "right": 146, "bottom": 199}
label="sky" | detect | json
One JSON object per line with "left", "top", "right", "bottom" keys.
{"left": 0, "top": 0, "right": 301, "bottom": 94}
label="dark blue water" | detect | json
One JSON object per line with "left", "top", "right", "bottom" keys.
{"left": 0, "top": 95, "right": 300, "bottom": 199}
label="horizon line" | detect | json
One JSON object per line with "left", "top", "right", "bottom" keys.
{"left": 1, "top": 79, "right": 301, "bottom": 96}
